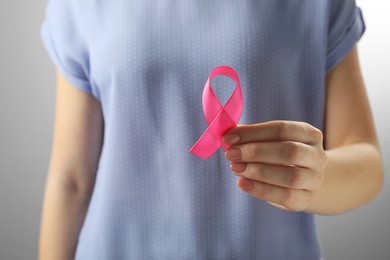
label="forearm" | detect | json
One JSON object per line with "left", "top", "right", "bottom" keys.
{"left": 305, "top": 143, "right": 383, "bottom": 215}
{"left": 38, "top": 172, "right": 92, "bottom": 260}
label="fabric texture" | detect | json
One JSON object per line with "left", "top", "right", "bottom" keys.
{"left": 41, "top": 1, "right": 365, "bottom": 259}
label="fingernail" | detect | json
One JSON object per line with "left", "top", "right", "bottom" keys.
{"left": 222, "top": 133, "right": 240, "bottom": 145}
{"left": 238, "top": 178, "right": 253, "bottom": 190}
{"left": 230, "top": 162, "right": 247, "bottom": 174}
{"left": 225, "top": 148, "right": 242, "bottom": 161}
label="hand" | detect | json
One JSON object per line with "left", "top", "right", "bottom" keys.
{"left": 223, "top": 121, "right": 328, "bottom": 212}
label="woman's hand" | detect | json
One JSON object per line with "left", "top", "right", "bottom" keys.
{"left": 223, "top": 121, "right": 328, "bottom": 212}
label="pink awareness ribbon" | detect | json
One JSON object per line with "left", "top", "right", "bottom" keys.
{"left": 190, "top": 66, "right": 244, "bottom": 160}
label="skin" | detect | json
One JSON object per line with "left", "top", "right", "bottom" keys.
{"left": 38, "top": 47, "right": 383, "bottom": 259}
{"left": 223, "top": 47, "right": 383, "bottom": 214}
{"left": 38, "top": 71, "right": 103, "bottom": 260}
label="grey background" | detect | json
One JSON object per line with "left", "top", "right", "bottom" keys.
{"left": 0, "top": 1, "right": 388, "bottom": 259}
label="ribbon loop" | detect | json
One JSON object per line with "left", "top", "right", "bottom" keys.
{"left": 190, "top": 66, "right": 243, "bottom": 160}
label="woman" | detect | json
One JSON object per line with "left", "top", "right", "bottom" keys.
{"left": 39, "top": 0, "right": 383, "bottom": 259}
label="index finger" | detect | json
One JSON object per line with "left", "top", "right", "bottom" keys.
{"left": 222, "top": 121, "right": 323, "bottom": 146}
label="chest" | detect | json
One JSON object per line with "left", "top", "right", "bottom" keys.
{"left": 83, "top": 1, "right": 327, "bottom": 128}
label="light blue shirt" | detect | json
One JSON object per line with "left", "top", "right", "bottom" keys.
{"left": 41, "top": 1, "right": 365, "bottom": 259}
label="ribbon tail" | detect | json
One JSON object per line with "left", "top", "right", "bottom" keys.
{"left": 190, "top": 109, "right": 237, "bottom": 160}
{"left": 190, "top": 131, "right": 221, "bottom": 160}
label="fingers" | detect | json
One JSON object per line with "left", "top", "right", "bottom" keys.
{"left": 230, "top": 162, "right": 323, "bottom": 190}
{"left": 237, "top": 177, "right": 313, "bottom": 212}
{"left": 225, "top": 141, "right": 318, "bottom": 168}
{"left": 223, "top": 121, "right": 327, "bottom": 212}
{"left": 223, "top": 121, "right": 323, "bottom": 146}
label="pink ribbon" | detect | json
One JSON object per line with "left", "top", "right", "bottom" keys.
{"left": 190, "top": 66, "right": 243, "bottom": 160}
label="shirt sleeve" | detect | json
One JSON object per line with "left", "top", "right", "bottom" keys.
{"left": 40, "top": 0, "right": 92, "bottom": 94}
{"left": 326, "top": 0, "right": 365, "bottom": 73}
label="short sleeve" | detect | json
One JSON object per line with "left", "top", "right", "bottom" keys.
{"left": 40, "top": 0, "right": 92, "bottom": 94}
{"left": 326, "top": 0, "right": 365, "bottom": 73}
